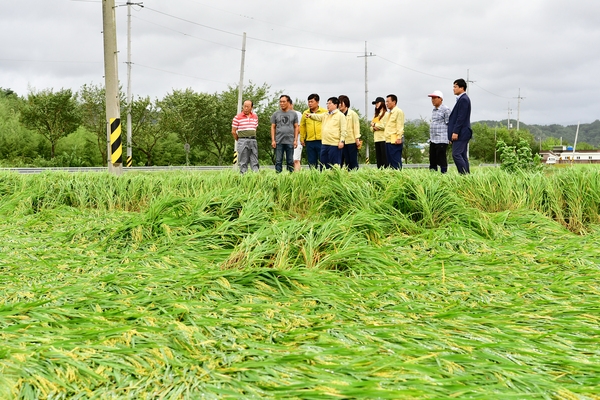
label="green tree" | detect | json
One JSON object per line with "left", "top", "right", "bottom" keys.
{"left": 403, "top": 119, "right": 429, "bottom": 163}
{"left": 20, "top": 88, "right": 81, "bottom": 158}
{"left": 497, "top": 139, "right": 542, "bottom": 173}
{"left": 78, "top": 83, "right": 108, "bottom": 164}
{"left": 470, "top": 124, "right": 537, "bottom": 163}
{"left": 576, "top": 142, "right": 595, "bottom": 150}
{"left": 55, "top": 126, "right": 103, "bottom": 167}
{"left": 0, "top": 94, "right": 40, "bottom": 164}
{"left": 159, "top": 89, "right": 214, "bottom": 164}
{"left": 130, "top": 96, "right": 172, "bottom": 166}
{"left": 541, "top": 137, "right": 563, "bottom": 151}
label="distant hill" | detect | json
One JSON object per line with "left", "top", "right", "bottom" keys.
{"left": 475, "top": 120, "right": 600, "bottom": 147}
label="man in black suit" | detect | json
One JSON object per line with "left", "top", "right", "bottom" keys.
{"left": 447, "top": 78, "right": 472, "bottom": 174}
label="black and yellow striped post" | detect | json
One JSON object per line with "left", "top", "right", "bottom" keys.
{"left": 126, "top": 155, "right": 132, "bottom": 167}
{"left": 110, "top": 118, "right": 123, "bottom": 165}
{"left": 103, "top": 0, "right": 122, "bottom": 175}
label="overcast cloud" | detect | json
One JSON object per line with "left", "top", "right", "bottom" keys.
{"left": 1, "top": 0, "right": 599, "bottom": 125}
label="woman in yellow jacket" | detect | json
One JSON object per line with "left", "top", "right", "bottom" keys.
{"left": 370, "top": 97, "right": 388, "bottom": 168}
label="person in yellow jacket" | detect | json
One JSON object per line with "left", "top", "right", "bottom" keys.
{"left": 304, "top": 97, "right": 347, "bottom": 169}
{"left": 370, "top": 97, "right": 388, "bottom": 168}
{"left": 300, "top": 93, "right": 327, "bottom": 169}
{"left": 338, "top": 95, "right": 361, "bottom": 170}
{"left": 374, "top": 94, "right": 404, "bottom": 169}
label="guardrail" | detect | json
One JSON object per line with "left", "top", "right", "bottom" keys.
{"left": 1, "top": 164, "right": 499, "bottom": 174}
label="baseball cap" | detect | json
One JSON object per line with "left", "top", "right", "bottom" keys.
{"left": 371, "top": 96, "right": 385, "bottom": 105}
{"left": 428, "top": 90, "right": 443, "bottom": 99}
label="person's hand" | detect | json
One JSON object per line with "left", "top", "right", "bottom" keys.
{"left": 338, "top": 141, "right": 345, "bottom": 149}
{"left": 395, "top": 138, "right": 403, "bottom": 145}
{"left": 294, "top": 142, "right": 298, "bottom": 149}
{"left": 271, "top": 140, "right": 277, "bottom": 148}
{"left": 452, "top": 133, "right": 458, "bottom": 141}
{"left": 301, "top": 141, "right": 305, "bottom": 147}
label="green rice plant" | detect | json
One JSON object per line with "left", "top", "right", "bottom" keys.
{"left": 1, "top": 168, "right": 600, "bottom": 398}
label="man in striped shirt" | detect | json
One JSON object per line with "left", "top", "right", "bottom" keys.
{"left": 427, "top": 90, "right": 451, "bottom": 173}
{"left": 232, "top": 100, "right": 259, "bottom": 173}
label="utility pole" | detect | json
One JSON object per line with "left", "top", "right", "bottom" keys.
{"left": 102, "top": 0, "right": 122, "bottom": 175}
{"left": 515, "top": 88, "right": 525, "bottom": 131}
{"left": 507, "top": 102, "right": 512, "bottom": 130}
{"left": 126, "top": 1, "right": 132, "bottom": 167}
{"left": 118, "top": 1, "right": 142, "bottom": 168}
{"left": 466, "top": 69, "right": 476, "bottom": 95}
{"left": 494, "top": 127, "right": 497, "bottom": 166}
{"left": 233, "top": 32, "right": 246, "bottom": 166}
{"left": 358, "top": 41, "right": 375, "bottom": 164}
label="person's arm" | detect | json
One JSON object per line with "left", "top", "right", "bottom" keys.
{"left": 338, "top": 113, "right": 347, "bottom": 149}
{"left": 293, "top": 123, "right": 299, "bottom": 149}
{"left": 353, "top": 112, "right": 361, "bottom": 145}
{"left": 299, "top": 112, "right": 307, "bottom": 145}
{"left": 374, "top": 112, "right": 387, "bottom": 131}
{"left": 452, "top": 97, "right": 468, "bottom": 140}
{"left": 231, "top": 118, "right": 239, "bottom": 141}
{"left": 396, "top": 109, "right": 405, "bottom": 144}
{"left": 271, "top": 124, "right": 277, "bottom": 148}
{"left": 306, "top": 112, "right": 326, "bottom": 122}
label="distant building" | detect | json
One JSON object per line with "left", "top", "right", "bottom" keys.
{"left": 543, "top": 146, "right": 600, "bottom": 164}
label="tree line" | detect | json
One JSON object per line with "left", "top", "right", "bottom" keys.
{"left": 0, "top": 85, "right": 596, "bottom": 168}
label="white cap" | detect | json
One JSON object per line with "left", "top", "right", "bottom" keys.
{"left": 428, "top": 90, "right": 443, "bottom": 99}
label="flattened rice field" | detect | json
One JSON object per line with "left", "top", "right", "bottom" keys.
{"left": 1, "top": 168, "right": 599, "bottom": 399}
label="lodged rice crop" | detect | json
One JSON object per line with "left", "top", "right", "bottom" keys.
{"left": 0, "top": 166, "right": 599, "bottom": 399}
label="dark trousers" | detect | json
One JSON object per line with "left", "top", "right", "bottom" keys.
{"left": 375, "top": 141, "right": 388, "bottom": 168}
{"left": 342, "top": 143, "right": 359, "bottom": 170}
{"left": 275, "top": 143, "right": 294, "bottom": 173}
{"left": 320, "top": 145, "right": 342, "bottom": 169}
{"left": 451, "top": 141, "right": 470, "bottom": 174}
{"left": 305, "top": 140, "right": 322, "bottom": 169}
{"left": 386, "top": 142, "right": 403, "bottom": 170}
{"left": 429, "top": 142, "right": 448, "bottom": 173}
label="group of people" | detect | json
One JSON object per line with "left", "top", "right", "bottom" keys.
{"left": 231, "top": 78, "right": 472, "bottom": 174}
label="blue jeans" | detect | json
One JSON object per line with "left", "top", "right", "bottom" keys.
{"left": 386, "top": 143, "right": 403, "bottom": 170}
{"left": 342, "top": 143, "right": 359, "bottom": 170}
{"left": 320, "top": 144, "right": 343, "bottom": 169}
{"left": 275, "top": 143, "right": 294, "bottom": 173}
{"left": 452, "top": 140, "right": 470, "bottom": 174}
{"left": 305, "top": 140, "right": 322, "bottom": 169}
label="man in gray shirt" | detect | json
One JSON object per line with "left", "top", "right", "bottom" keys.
{"left": 270, "top": 95, "right": 299, "bottom": 173}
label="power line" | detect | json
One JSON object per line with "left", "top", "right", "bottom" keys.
{"left": 471, "top": 82, "right": 512, "bottom": 99}
{"left": 132, "top": 15, "right": 240, "bottom": 50}
{"left": 179, "top": 0, "right": 356, "bottom": 43}
{"left": 0, "top": 58, "right": 100, "bottom": 64}
{"left": 143, "top": 6, "right": 361, "bottom": 54}
{"left": 376, "top": 55, "right": 451, "bottom": 80}
{"left": 133, "top": 63, "right": 230, "bottom": 85}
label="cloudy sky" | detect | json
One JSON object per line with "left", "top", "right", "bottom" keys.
{"left": 1, "top": 0, "right": 599, "bottom": 126}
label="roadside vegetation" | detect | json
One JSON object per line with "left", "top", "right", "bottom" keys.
{"left": 1, "top": 86, "right": 599, "bottom": 169}
{"left": 1, "top": 167, "right": 599, "bottom": 398}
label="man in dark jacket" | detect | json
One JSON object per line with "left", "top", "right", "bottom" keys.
{"left": 447, "top": 78, "right": 472, "bottom": 174}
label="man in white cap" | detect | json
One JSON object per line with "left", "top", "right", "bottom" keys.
{"left": 427, "top": 90, "right": 451, "bottom": 173}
